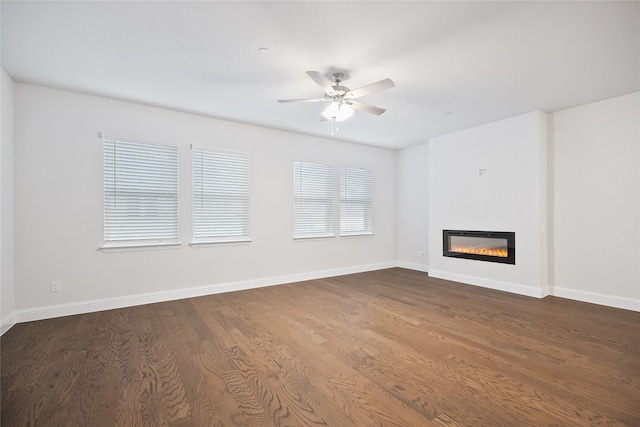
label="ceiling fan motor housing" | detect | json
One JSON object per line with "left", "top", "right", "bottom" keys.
{"left": 277, "top": 70, "right": 393, "bottom": 116}
{"left": 332, "top": 85, "right": 350, "bottom": 97}
{"left": 330, "top": 73, "right": 349, "bottom": 98}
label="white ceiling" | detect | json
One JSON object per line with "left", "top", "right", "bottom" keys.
{"left": 2, "top": 1, "right": 639, "bottom": 150}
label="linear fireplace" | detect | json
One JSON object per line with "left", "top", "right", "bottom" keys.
{"left": 443, "top": 230, "right": 515, "bottom": 265}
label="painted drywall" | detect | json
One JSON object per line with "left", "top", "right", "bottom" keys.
{"left": 396, "top": 143, "right": 429, "bottom": 272}
{"left": 551, "top": 92, "right": 639, "bottom": 309}
{"left": 13, "top": 84, "right": 397, "bottom": 318}
{"left": 0, "top": 69, "right": 16, "bottom": 332}
{"left": 1, "top": 69, "right": 15, "bottom": 333}
{"left": 428, "top": 111, "right": 548, "bottom": 297}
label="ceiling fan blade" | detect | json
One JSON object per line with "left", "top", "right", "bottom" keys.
{"left": 346, "top": 78, "right": 395, "bottom": 99}
{"left": 348, "top": 100, "right": 386, "bottom": 115}
{"left": 277, "top": 97, "right": 330, "bottom": 103}
{"left": 306, "top": 71, "right": 336, "bottom": 95}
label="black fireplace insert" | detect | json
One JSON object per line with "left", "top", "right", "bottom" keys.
{"left": 443, "top": 230, "right": 515, "bottom": 265}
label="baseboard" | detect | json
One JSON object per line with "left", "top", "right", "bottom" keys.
{"left": 8, "top": 262, "right": 638, "bottom": 329}
{"left": 1, "top": 312, "right": 16, "bottom": 335}
{"left": 13, "top": 261, "right": 397, "bottom": 324}
{"left": 551, "top": 286, "right": 640, "bottom": 312}
{"left": 428, "top": 269, "right": 546, "bottom": 298}
{"left": 395, "top": 261, "right": 429, "bottom": 273}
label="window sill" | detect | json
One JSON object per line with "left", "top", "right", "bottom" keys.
{"left": 190, "top": 239, "right": 252, "bottom": 248}
{"left": 293, "top": 235, "right": 336, "bottom": 241}
{"left": 340, "top": 233, "right": 374, "bottom": 238}
{"left": 99, "top": 242, "right": 182, "bottom": 253}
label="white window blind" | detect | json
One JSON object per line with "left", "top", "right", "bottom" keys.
{"left": 192, "top": 148, "right": 250, "bottom": 243}
{"left": 340, "top": 166, "right": 373, "bottom": 236}
{"left": 103, "top": 137, "right": 180, "bottom": 246}
{"left": 293, "top": 161, "right": 334, "bottom": 238}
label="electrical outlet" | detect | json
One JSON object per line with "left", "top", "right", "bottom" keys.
{"left": 51, "top": 280, "right": 61, "bottom": 292}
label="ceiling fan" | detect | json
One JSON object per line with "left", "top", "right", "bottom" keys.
{"left": 278, "top": 71, "right": 395, "bottom": 122}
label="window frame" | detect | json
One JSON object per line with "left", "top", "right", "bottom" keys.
{"left": 102, "top": 135, "right": 180, "bottom": 249}
{"left": 191, "top": 146, "right": 251, "bottom": 245}
{"left": 293, "top": 160, "right": 335, "bottom": 239}
{"left": 340, "top": 166, "right": 373, "bottom": 237}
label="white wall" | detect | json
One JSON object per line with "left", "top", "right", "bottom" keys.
{"left": 396, "top": 93, "right": 639, "bottom": 311}
{"left": 427, "top": 111, "right": 549, "bottom": 297}
{"left": 551, "top": 92, "right": 639, "bottom": 310}
{"left": 1, "top": 69, "right": 16, "bottom": 334}
{"left": 7, "top": 83, "right": 638, "bottom": 330}
{"left": 396, "top": 143, "right": 429, "bottom": 271}
{"left": 13, "top": 84, "right": 397, "bottom": 320}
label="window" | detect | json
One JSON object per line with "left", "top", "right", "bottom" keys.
{"left": 192, "top": 147, "right": 250, "bottom": 243}
{"left": 340, "top": 166, "right": 373, "bottom": 236}
{"left": 103, "top": 136, "right": 180, "bottom": 246}
{"left": 293, "top": 161, "right": 333, "bottom": 238}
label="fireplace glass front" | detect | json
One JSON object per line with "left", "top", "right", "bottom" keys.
{"left": 443, "top": 230, "right": 515, "bottom": 264}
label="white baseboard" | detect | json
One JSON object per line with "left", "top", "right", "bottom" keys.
{"left": 396, "top": 261, "right": 429, "bottom": 273}
{"left": 4, "top": 262, "right": 637, "bottom": 336}
{"left": 428, "top": 269, "right": 547, "bottom": 298}
{"left": 551, "top": 286, "right": 640, "bottom": 312}
{"left": 12, "top": 261, "right": 397, "bottom": 325}
{"left": 1, "top": 312, "right": 16, "bottom": 335}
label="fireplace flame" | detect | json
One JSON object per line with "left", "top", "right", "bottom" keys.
{"left": 451, "top": 245, "right": 508, "bottom": 258}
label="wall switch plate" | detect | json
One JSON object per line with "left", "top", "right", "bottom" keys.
{"left": 51, "top": 280, "right": 61, "bottom": 292}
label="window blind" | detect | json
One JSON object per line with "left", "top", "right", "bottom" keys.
{"left": 193, "top": 148, "right": 250, "bottom": 243}
{"left": 293, "top": 161, "right": 334, "bottom": 238}
{"left": 103, "top": 137, "right": 180, "bottom": 246}
{"left": 340, "top": 166, "right": 373, "bottom": 236}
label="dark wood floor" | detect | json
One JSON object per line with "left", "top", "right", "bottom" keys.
{"left": 2, "top": 268, "right": 639, "bottom": 426}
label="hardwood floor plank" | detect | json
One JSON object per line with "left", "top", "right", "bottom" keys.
{"left": 3, "top": 268, "right": 639, "bottom": 426}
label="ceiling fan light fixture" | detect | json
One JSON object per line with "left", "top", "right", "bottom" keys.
{"left": 321, "top": 102, "right": 353, "bottom": 122}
